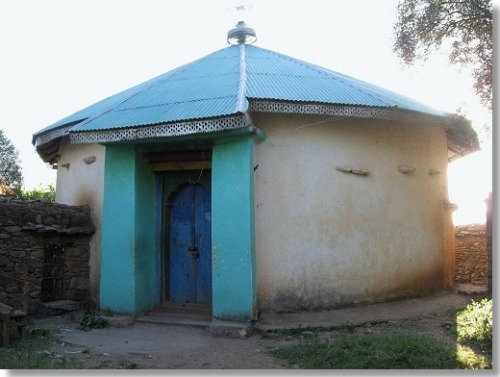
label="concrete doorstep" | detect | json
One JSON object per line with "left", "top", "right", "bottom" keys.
{"left": 207, "top": 319, "right": 254, "bottom": 338}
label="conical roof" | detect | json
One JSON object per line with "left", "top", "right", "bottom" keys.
{"left": 33, "top": 43, "right": 445, "bottom": 160}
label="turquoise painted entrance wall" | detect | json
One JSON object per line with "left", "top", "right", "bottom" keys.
{"left": 212, "top": 136, "right": 257, "bottom": 321}
{"left": 99, "top": 132, "right": 258, "bottom": 320}
{"left": 100, "top": 144, "right": 157, "bottom": 314}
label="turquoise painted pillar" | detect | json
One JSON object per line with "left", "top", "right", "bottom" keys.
{"left": 133, "top": 151, "right": 157, "bottom": 312}
{"left": 211, "top": 136, "right": 256, "bottom": 321}
{"left": 100, "top": 144, "right": 156, "bottom": 314}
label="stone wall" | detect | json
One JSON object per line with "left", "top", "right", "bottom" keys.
{"left": 454, "top": 223, "right": 488, "bottom": 286}
{"left": 0, "top": 198, "right": 94, "bottom": 312}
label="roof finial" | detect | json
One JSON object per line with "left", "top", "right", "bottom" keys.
{"left": 227, "top": 20, "right": 257, "bottom": 45}
{"left": 226, "top": 4, "right": 256, "bottom": 45}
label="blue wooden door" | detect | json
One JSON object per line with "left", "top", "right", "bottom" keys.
{"left": 169, "top": 184, "right": 212, "bottom": 304}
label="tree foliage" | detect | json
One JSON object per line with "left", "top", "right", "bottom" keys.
{"left": 0, "top": 129, "right": 23, "bottom": 196}
{"left": 444, "top": 112, "right": 480, "bottom": 152}
{"left": 393, "top": 0, "right": 493, "bottom": 110}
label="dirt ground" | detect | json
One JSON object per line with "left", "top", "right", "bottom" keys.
{"left": 29, "top": 288, "right": 487, "bottom": 369}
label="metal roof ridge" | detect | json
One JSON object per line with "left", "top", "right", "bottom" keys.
{"left": 235, "top": 43, "right": 248, "bottom": 113}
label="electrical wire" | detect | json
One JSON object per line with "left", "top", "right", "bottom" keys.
{"left": 267, "top": 115, "right": 349, "bottom": 135}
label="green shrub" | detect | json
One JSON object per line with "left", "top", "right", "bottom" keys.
{"left": 456, "top": 298, "right": 493, "bottom": 346}
{"left": 78, "top": 312, "right": 109, "bottom": 331}
{"left": 18, "top": 184, "right": 56, "bottom": 202}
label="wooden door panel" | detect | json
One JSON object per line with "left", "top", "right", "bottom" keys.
{"left": 169, "top": 184, "right": 211, "bottom": 304}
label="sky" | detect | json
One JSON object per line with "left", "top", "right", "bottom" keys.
{"left": 0, "top": 0, "right": 494, "bottom": 225}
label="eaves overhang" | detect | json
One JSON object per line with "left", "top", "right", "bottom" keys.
{"left": 34, "top": 100, "right": 474, "bottom": 164}
{"left": 69, "top": 113, "right": 251, "bottom": 144}
{"left": 248, "top": 100, "right": 445, "bottom": 125}
{"left": 33, "top": 113, "right": 252, "bottom": 162}
{"left": 249, "top": 99, "right": 479, "bottom": 160}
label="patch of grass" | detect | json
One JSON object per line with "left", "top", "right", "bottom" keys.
{"left": 269, "top": 298, "right": 493, "bottom": 369}
{"left": 337, "top": 321, "right": 359, "bottom": 333}
{"left": 1, "top": 325, "right": 140, "bottom": 369}
{"left": 260, "top": 322, "right": 368, "bottom": 340}
{"left": 118, "top": 360, "right": 138, "bottom": 369}
{"left": 455, "top": 344, "right": 491, "bottom": 369}
{"left": 269, "top": 332, "right": 490, "bottom": 369}
{"left": 0, "top": 327, "right": 85, "bottom": 369}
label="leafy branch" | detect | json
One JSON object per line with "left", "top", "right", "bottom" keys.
{"left": 393, "top": 0, "right": 492, "bottom": 110}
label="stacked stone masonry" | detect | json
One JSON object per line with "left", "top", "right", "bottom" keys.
{"left": 0, "top": 198, "right": 94, "bottom": 313}
{"left": 454, "top": 223, "right": 488, "bottom": 286}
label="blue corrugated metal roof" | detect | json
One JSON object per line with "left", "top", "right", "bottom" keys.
{"left": 33, "top": 43, "right": 443, "bottom": 142}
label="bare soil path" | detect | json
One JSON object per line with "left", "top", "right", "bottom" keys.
{"left": 31, "top": 287, "right": 486, "bottom": 369}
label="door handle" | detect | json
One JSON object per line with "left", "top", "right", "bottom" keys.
{"left": 188, "top": 246, "right": 200, "bottom": 259}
